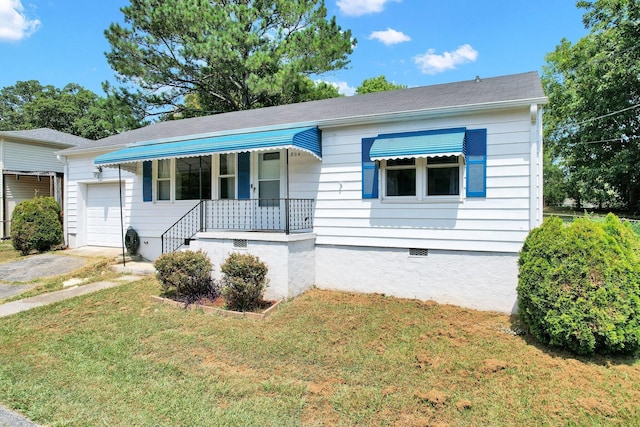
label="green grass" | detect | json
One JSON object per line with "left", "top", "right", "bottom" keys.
{"left": 0, "top": 239, "right": 21, "bottom": 264}
{"left": 1, "top": 279, "right": 639, "bottom": 426}
{"left": 544, "top": 208, "right": 640, "bottom": 235}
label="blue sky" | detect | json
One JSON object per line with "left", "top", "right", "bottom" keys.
{"left": 0, "top": 0, "right": 588, "bottom": 96}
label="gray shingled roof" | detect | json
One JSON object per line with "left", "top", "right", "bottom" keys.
{"left": 0, "top": 128, "right": 93, "bottom": 147}
{"left": 62, "top": 71, "right": 546, "bottom": 154}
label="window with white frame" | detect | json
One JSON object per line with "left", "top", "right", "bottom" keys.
{"left": 155, "top": 156, "right": 212, "bottom": 201}
{"left": 156, "top": 159, "right": 171, "bottom": 201}
{"left": 218, "top": 153, "right": 236, "bottom": 199}
{"left": 382, "top": 156, "right": 463, "bottom": 200}
{"left": 426, "top": 156, "right": 460, "bottom": 196}
{"left": 175, "top": 156, "right": 211, "bottom": 200}
{"left": 385, "top": 158, "right": 416, "bottom": 196}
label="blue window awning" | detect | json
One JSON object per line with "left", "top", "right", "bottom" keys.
{"left": 95, "top": 126, "right": 321, "bottom": 166}
{"left": 369, "top": 127, "right": 466, "bottom": 161}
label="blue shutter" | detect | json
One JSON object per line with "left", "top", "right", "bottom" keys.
{"left": 362, "top": 137, "right": 379, "bottom": 199}
{"left": 142, "top": 161, "right": 152, "bottom": 202}
{"left": 237, "top": 152, "right": 251, "bottom": 199}
{"left": 465, "top": 129, "right": 487, "bottom": 198}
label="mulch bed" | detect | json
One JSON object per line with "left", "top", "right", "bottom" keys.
{"left": 150, "top": 295, "right": 282, "bottom": 320}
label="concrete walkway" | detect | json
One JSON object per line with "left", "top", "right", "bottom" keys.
{"left": 0, "top": 275, "right": 144, "bottom": 318}
{"left": 0, "top": 404, "right": 39, "bottom": 427}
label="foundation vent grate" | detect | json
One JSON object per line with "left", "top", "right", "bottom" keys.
{"left": 233, "top": 239, "right": 248, "bottom": 249}
{"left": 409, "top": 248, "right": 429, "bottom": 257}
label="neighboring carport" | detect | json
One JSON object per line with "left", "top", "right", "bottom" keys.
{"left": 0, "top": 129, "right": 93, "bottom": 239}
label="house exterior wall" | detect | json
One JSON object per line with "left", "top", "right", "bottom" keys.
{"left": 309, "top": 107, "right": 539, "bottom": 254}
{"left": 64, "top": 153, "right": 136, "bottom": 248}
{"left": 2, "top": 140, "right": 65, "bottom": 173}
{"left": 64, "top": 103, "right": 541, "bottom": 312}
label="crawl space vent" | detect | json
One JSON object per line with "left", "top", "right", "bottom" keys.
{"left": 233, "top": 239, "right": 248, "bottom": 249}
{"left": 409, "top": 248, "right": 429, "bottom": 257}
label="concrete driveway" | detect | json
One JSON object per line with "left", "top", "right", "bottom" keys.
{"left": 0, "top": 247, "right": 122, "bottom": 299}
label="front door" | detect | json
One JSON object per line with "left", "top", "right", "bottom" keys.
{"left": 254, "top": 151, "right": 283, "bottom": 230}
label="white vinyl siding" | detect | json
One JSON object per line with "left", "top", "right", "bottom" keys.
{"left": 308, "top": 108, "right": 536, "bottom": 253}
{"left": 64, "top": 106, "right": 541, "bottom": 259}
{"left": 2, "top": 141, "right": 65, "bottom": 173}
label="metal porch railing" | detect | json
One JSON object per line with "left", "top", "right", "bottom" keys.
{"left": 161, "top": 198, "right": 314, "bottom": 253}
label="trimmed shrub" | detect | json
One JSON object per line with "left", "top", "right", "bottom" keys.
{"left": 518, "top": 214, "right": 640, "bottom": 355}
{"left": 220, "top": 252, "right": 269, "bottom": 312}
{"left": 154, "top": 250, "right": 219, "bottom": 304}
{"left": 10, "top": 196, "right": 63, "bottom": 255}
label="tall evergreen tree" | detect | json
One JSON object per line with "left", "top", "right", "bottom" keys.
{"left": 105, "top": 0, "right": 354, "bottom": 116}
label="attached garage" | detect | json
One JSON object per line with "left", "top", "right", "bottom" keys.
{"left": 86, "top": 183, "right": 123, "bottom": 247}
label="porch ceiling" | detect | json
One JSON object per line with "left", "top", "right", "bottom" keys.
{"left": 94, "top": 126, "right": 321, "bottom": 166}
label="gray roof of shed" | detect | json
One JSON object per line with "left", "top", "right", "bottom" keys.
{"left": 62, "top": 71, "right": 546, "bottom": 154}
{"left": 0, "top": 128, "right": 93, "bottom": 147}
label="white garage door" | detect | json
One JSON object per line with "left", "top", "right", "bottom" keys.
{"left": 86, "top": 183, "right": 123, "bottom": 247}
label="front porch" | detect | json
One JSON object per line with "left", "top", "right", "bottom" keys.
{"left": 161, "top": 198, "right": 315, "bottom": 253}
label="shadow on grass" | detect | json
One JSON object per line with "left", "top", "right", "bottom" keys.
{"left": 508, "top": 314, "right": 639, "bottom": 367}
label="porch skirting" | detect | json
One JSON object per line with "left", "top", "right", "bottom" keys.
{"left": 190, "top": 232, "right": 316, "bottom": 301}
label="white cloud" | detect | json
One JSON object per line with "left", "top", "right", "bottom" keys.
{"left": 368, "top": 28, "right": 410, "bottom": 46}
{"left": 336, "top": 0, "right": 400, "bottom": 17}
{"left": 318, "top": 80, "right": 356, "bottom": 96}
{"left": 0, "top": 0, "right": 40, "bottom": 41}
{"left": 413, "top": 44, "right": 478, "bottom": 75}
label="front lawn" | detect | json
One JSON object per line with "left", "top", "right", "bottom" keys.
{"left": 0, "top": 279, "right": 639, "bottom": 426}
{"left": 0, "top": 239, "right": 20, "bottom": 264}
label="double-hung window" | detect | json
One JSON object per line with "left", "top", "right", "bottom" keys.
{"left": 381, "top": 156, "right": 463, "bottom": 200}
{"left": 218, "top": 153, "right": 236, "bottom": 199}
{"left": 364, "top": 127, "right": 485, "bottom": 202}
{"left": 385, "top": 158, "right": 416, "bottom": 196}
{"left": 156, "top": 159, "right": 171, "bottom": 201}
{"left": 426, "top": 156, "right": 460, "bottom": 196}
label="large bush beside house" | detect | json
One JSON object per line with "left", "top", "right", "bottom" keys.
{"left": 220, "top": 253, "right": 269, "bottom": 312}
{"left": 10, "top": 196, "right": 63, "bottom": 255}
{"left": 518, "top": 214, "right": 640, "bottom": 355}
{"left": 154, "top": 250, "right": 219, "bottom": 304}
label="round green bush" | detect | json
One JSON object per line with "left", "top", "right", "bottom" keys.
{"left": 517, "top": 214, "right": 640, "bottom": 355}
{"left": 220, "top": 252, "right": 269, "bottom": 312}
{"left": 154, "top": 250, "right": 217, "bottom": 303}
{"left": 10, "top": 196, "right": 63, "bottom": 255}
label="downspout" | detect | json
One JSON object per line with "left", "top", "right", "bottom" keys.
{"left": 56, "top": 154, "right": 68, "bottom": 246}
{"left": 529, "top": 104, "right": 542, "bottom": 230}
{"left": 118, "top": 165, "right": 126, "bottom": 267}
